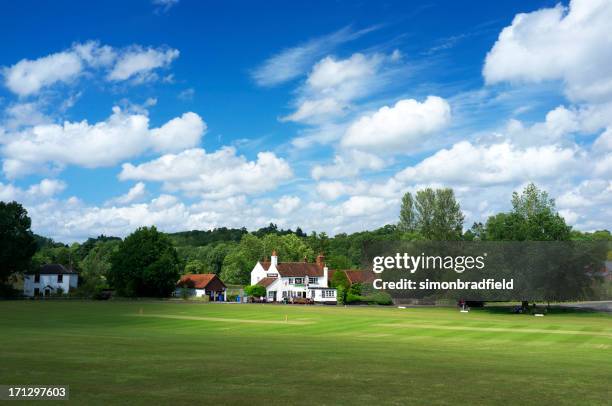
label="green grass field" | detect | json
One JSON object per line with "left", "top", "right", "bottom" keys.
{"left": 1, "top": 301, "right": 611, "bottom": 405}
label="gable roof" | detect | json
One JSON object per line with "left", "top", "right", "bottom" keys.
{"left": 177, "top": 274, "right": 226, "bottom": 289}
{"left": 27, "top": 264, "right": 76, "bottom": 275}
{"left": 329, "top": 269, "right": 370, "bottom": 284}
{"left": 259, "top": 261, "right": 324, "bottom": 277}
{"left": 256, "top": 277, "right": 277, "bottom": 287}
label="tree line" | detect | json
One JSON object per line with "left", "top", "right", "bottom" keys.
{"left": 1, "top": 183, "right": 610, "bottom": 298}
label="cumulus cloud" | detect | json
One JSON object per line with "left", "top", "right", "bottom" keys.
{"left": 341, "top": 96, "right": 451, "bottom": 153}
{"left": 1, "top": 107, "right": 205, "bottom": 178}
{"left": 2, "top": 41, "right": 179, "bottom": 96}
{"left": 483, "top": 0, "right": 612, "bottom": 102}
{"left": 273, "top": 195, "right": 301, "bottom": 215}
{"left": 0, "top": 178, "right": 66, "bottom": 202}
{"left": 119, "top": 147, "right": 293, "bottom": 199}
{"left": 341, "top": 195, "right": 392, "bottom": 217}
{"left": 251, "top": 26, "right": 376, "bottom": 87}
{"left": 311, "top": 149, "right": 385, "bottom": 180}
{"left": 106, "top": 182, "right": 147, "bottom": 206}
{"left": 3, "top": 51, "right": 83, "bottom": 97}
{"left": 396, "top": 140, "right": 580, "bottom": 186}
{"left": 282, "top": 52, "right": 391, "bottom": 124}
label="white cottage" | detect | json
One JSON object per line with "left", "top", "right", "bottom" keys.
{"left": 23, "top": 264, "right": 78, "bottom": 297}
{"left": 250, "top": 251, "right": 337, "bottom": 303}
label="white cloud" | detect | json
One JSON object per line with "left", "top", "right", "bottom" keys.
{"left": 282, "top": 52, "right": 389, "bottom": 124}
{"left": 311, "top": 149, "right": 386, "bottom": 180}
{"left": 341, "top": 96, "right": 451, "bottom": 153}
{"left": 107, "top": 46, "right": 179, "bottom": 82}
{"left": 2, "top": 41, "right": 179, "bottom": 96}
{"left": 119, "top": 147, "right": 293, "bottom": 199}
{"left": 273, "top": 195, "right": 301, "bottom": 215}
{"left": 1, "top": 107, "right": 205, "bottom": 178}
{"left": 281, "top": 98, "right": 345, "bottom": 123}
{"left": 251, "top": 26, "right": 376, "bottom": 87}
{"left": 396, "top": 140, "right": 580, "bottom": 186}
{"left": 107, "top": 182, "right": 147, "bottom": 206}
{"left": 0, "top": 178, "right": 65, "bottom": 202}
{"left": 3, "top": 51, "right": 83, "bottom": 97}
{"left": 483, "top": 0, "right": 612, "bottom": 102}
{"left": 341, "top": 195, "right": 391, "bottom": 217}
{"left": 151, "top": 112, "right": 206, "bottom": 153}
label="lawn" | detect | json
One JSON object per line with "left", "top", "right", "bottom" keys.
{"left": 0, "top": 301, "right": 611, "bottom": 405}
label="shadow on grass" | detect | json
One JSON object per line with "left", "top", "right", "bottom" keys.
{"left": 472, "top": 304, "right": 606, "bottom": 316}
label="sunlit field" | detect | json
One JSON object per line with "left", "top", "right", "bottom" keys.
{"left": 1, "top": 301, "right": 610, "bottom": 405}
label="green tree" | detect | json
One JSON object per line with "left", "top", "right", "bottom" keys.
{"left": 77, "top": 239, "right": 119, "bottom": 297}
{"left": 330, "top": 270, "right": 350, "bottom": 290}
{"left": 399, "top": 188, "right": 464, "bottom": 240}
{"left": 484, "top": 183, "right": 571, "bottom": 241}
{"left": 244, "top": 284, "right": 266, "bottom": 298}
{"left": 398, "top": 192, "right": 416, "bottom": 232}
{"left": 184, "top": 259, "right": 208, "bottom": 274}
{"left": 109, "top": 226, "right": 181, "bottom": 297}
{"left": 0, "top": 201, "right": 37, "bottom": 284}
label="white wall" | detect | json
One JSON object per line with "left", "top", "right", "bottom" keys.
{"left": 23, "top": 274, "right": 78, "bottom": 297}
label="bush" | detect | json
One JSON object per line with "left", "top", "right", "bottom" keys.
{"left": 336, "top": 285, "right": 346, "bottom": 305}
{"left": 369, "top": 292, "right": 393, "bottom": 305}
{"left": 244, "top": 284, "right": 266, "bottom": 298}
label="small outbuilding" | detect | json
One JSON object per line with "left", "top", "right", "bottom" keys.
{"left": 176, "top": 274, "right": 227, "bottom": 301}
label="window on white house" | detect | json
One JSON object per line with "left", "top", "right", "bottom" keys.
{"left": 308, "top": 277, "right": 318, "bottom": 284}
{"left": 268, "top": 291, "right": 275, "bottom": 298}
{"left": 34, "top": 274, "right": 40, "bottom": 283}
{"left": 282, "top": 291, "right": 287, "bottom": 298}
{"left": 57, "top": 274, "right": 63, "bottom": 283}
{"left": 323, "top": 290, "right": 335, "bottom": 298}
{"left": 288, "top": 278, "right": 293, "bottom": 284}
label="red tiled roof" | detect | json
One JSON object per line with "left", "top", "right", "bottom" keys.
{"left": 256, "top": 277, "right": 277, "bottom": 287}
{"left": 329, "top": 269, "right": 370, "bottom": 284}
{"left": 259, "top": 261, "right": 324, "bottom": 277}
{"left": 344, "top": 270, "right": 369, "bottom": 284}
{"left": 177, "top": 274, "right": 225, "bottom": 289}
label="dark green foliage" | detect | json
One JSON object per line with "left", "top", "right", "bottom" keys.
{"left": 484, "top": 183, "right": 571, "bottom": 241}
{"left": 167, "top": 227, "right": 247, "bottom": 246}
{"left": 244, "top": 284, "right": 266, "bottom": 298}
{"left": 330, "top": 270, "right": 350, "bottom": 290}
{"left": 109, "top": 226, "right": 180, "bottom": 297}
{"left": 0, "top": 201, "right": 37, "bottom": 284}
{"left": 399, "top": 188, "right": 464, "bottom": 240}
{"left": 76, "top": 235, "right": 121, "bottom": 260}
{"left": 184, "top": 260, "right": 208, "bottom": 274}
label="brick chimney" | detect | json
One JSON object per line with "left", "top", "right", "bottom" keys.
{"left": 316, "top": 253, "right": 325, "bottom": 269}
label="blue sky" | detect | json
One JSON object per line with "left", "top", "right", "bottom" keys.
{"left": 1, "top": 0, "right": 611, "bottom": 242}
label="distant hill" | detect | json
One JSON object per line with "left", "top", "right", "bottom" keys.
{"left": 167, "top": 227, "right": 248, "bottom": 247}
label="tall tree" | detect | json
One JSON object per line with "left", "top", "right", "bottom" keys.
{"left": 109, "top": 226, "right": 181, "bottom": 297}
{"left": 398, "top": 192, "right": 416, "bottom": 232}
{"left": 485, "top": 183, "right": 571, "bottom": 241}
{"left": 399, "top": 188, "right": 464, "bottom": 240}
{"left": 0, "top": 201, "right": 37, "bottom": 284}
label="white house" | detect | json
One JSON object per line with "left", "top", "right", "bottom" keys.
{"left": 23, "top": 264, "right": 78, "bottom": 297}
{"left": 250, "top": 251, "right": 337, "bottom": 303}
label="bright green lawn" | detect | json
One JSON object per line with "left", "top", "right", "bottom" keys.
{"left": 0, "top": 301, "right": 611, "bottom": 405}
